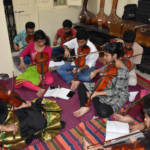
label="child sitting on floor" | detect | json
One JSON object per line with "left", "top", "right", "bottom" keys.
{"left": 73, "top": 42, "right": 129, "bottom": 118}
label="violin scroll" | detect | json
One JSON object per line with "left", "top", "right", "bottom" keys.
{"left": 25, "top": 35, "right": 34, "bottom": 43}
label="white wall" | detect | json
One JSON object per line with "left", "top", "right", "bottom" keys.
{"left": 0, "top": 0, "right": 139, "bottom": 77}
{"left": 88, "top": 0, "right": 138, "bottom": 17}
{"left": 38, "top": 6, "right": 81, "bottom": 44}
{"left": 0, "top": 0, "right": 14, "bottom": 77}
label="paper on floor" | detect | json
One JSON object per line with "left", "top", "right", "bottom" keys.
{"left": 105, "top": 120, "right": 129, "bottom": 141}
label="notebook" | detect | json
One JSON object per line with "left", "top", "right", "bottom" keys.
{"left": 44, "top": 87, "right": 73, "bottom": 100}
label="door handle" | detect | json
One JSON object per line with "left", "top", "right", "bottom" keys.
{"left": 14, "top": 10, "right": 24, "bottom": 13}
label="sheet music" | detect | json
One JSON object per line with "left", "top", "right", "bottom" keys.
{"left": 44, "top": 87, "right": 71, "bottom": 100}
{"left": 49, "top": 60, "right": 65, "bottom": 67}
{"left": 105, "top": 121, "right": 129, "bottom": 141}
{"left": 129, "top": 91, "right": 139, "bottom": 102}
{"left": 110, "top": 130, "right": 144, "bottom": 145}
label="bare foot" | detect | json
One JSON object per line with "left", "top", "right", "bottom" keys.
{"left": 71, "top": 80, "right": 80, "bottom": 91}
{"left": 82, "top": 137, "right": 90, "bottom": 150}
{"left": 36, "top": 88, "right": 45, "bottom": 97}
{"left": 73, "top": 107, "right": 90, "bottom": 118}
{"left": 13, "top": 101, "right": 31, "bottom": 110}
{"left": 114, "top": 113, "right": 134, "bottom": 124}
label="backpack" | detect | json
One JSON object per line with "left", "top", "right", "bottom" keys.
{"left": 122, "top": 4, "right": 137, "bottom": 20}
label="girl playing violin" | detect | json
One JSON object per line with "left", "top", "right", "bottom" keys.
{"left": 15, "top": 30, "right": 54, "bottom": 97}
{"left": 73, "top": 42, "right": 129, "bottom": 118}
{"left": 82, "top": 94, "right": 150, "bottom": 150}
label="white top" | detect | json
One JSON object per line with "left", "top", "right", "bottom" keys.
{"left": 64, "top": 38, "right": 99, "bottom": 68}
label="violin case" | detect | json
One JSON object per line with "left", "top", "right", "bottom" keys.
{"left": 136, "top": 0, "right": 150, "bottom": 24}
{"left": 122, "top": 4, "right": 137, "bottom": 20}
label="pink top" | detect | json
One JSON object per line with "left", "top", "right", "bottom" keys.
{"left": 57, "top": 28, "right": 77, "bottom": 46}
{"left": 20, "top": 42, "right": 52, "bottom": 65}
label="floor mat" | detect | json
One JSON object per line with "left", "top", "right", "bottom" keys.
{"left": 137, "top": 73, "right": 150, "bottom": 91}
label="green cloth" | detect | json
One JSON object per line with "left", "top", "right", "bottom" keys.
{"left": 16, "top": 65, "right": 40, "bottom": 85}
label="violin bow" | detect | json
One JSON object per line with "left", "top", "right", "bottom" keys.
{"left": 85, "top": 76, "right": 103, "bottom": 107}
{"left": 74, "top": 56, "right": 81, "bottom": 80}
{"left": 40, "top": 53, "right": 45, "bottom": 88}
{"left": 122, "top": 93, "right": 150, "bottom": 115}
{"left": 87, "top": 128, "right": 147, "bottom": 149}
{"left": 12, "top": 72, "right": 16, "bottom": 139}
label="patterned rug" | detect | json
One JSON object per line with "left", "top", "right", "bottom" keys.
{"left": 137, "top": 73, "right": 150, "bottom": 91}
{"left": 24, "top": 102, "right": 142, "bottom": 150}
{"left": 0, "top": 61, "right": 147, "bottom": 150}
{"left": 24, "top": 117, "right": 141, "bottom": 150}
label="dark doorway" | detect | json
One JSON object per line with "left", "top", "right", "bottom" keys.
{"left": 3, "top": 0, "right": 17, "bottom": 51}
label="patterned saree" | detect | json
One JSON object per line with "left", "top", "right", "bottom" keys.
{"left": 0, "top": 98, "right": 62, "bottom": 149}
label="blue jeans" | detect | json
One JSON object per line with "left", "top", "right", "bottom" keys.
{"left": 52, "top": 46, "right": 64, "bottom": 57}
{"left": 57, "top": 62, "right": 95, "bottom": 83}
{"left": 14, "top": 55, "right": 31, "bottom": 65}
{"left": 24, "top": 56, "right": 31, "bottom": 64}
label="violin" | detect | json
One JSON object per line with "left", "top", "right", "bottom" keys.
{"left": 25, "top": 35, "right": 34, "bottom": 43}
{"left": 63, "top": 31, "right": 73, "bottom": 42}
{"left": 88, "top": 129, "right": 147, "bottom": 150}
{"left": 123, "top": 47, "right": 134, "bottom": 58}
{"left": 85, "top": 63, "right": 117, "bottom": 107}
{"left": 122, "top": 93, "right": 150, "bottom": 116}
{"left": 122, "top": 47, "right": 133, "bottom": 71}
{"left": 74, "top": 46, "right": 90, "bottom": 80}
{"left": 110, "top": 142, "right": 144, "bottom": 150}
{"left": 16, "top": 35, "right": 34, "bottom": 51}
{"left": 0, "top": 84, "right": 25, "bottom": 107}
{"left": 92, "top": 142, "right": 144, "bottom": 150}
{"left": 75, "top": 46, "right": 90, "bottom": 67}
{"left": 35, "top": 52, "right": 49, "bottom": 88}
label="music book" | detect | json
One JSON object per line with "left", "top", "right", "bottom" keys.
{"left": 44, "top": 87, "right": 74, "bottom": 100}
{"left": 105, "top": 121, "right": 129, "bottom": 141}
{"left": 49, "top": 60, "right": 65, "bottom": 68}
